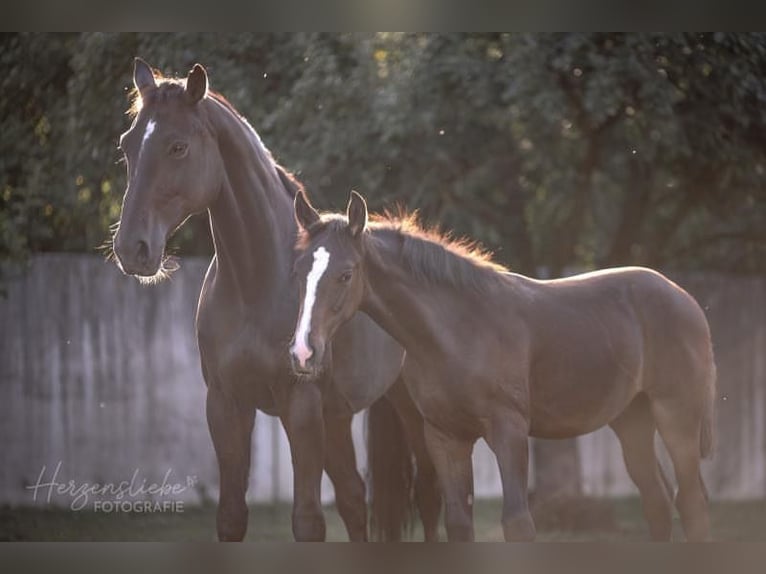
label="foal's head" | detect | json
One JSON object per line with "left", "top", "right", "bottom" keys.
{"left": 289, "top": 191, "right": 369, "bottom": 378}
{"left": 113, "top": 59, "right": 222, "bottom": 280}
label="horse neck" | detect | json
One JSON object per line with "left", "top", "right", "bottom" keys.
{"left": 206, "top": 99, "right": 296, "bottom": 303}
{"left": 361, "top": 238, "right": 456, "bottom": 355}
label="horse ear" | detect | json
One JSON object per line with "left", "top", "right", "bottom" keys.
{"left": 185, "top": 63, "right": 208, "bottom": 104}
{"left": 133, "top": 57, "right": 157, "bottom": 97}
{"left": 346, "top": 190, "right": 368, "bottom": 237}
{"left": 294, "top": 190, "right": 321, "bottom": 230}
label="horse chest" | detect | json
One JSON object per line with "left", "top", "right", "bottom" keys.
{"left": 198, "top": 313, "right": 290, "bottom": 412}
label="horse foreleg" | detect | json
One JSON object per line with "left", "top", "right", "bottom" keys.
{"left": 324, "top": 412, "right": 368, "bottom": 541}
{"left": 423, "top": 423, "right": 474, "bottom": 541}
{"left": 280, "top": 381, "right": 327, "bottom": 541}
{"left": 485, "top": 408, "right": 535, "bottom": 541}
{"left": 206, "top": 383, "right": 256, "bottom": 541}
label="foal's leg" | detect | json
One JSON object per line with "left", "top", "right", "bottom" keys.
{"left": 324, "top": 411, "right": 368, "bottom": 541}
{"left": 610, "top": 394, "right": 673, "bottom": 541}
{"left": 423, "top": 423, "right": 474, "bottom": 541}
{"left": 279, "top": 381, "right": 327, "bottom": 541}
{"left": 485, "top": 409, "right": 535, "bottom": 541}
{"left": 652, "top": 399, "right": 711, "bottom": 541}
{"left": 386, "top": 380, "right": 442, "bottom": 541}
{"left": 206, "top": 384, "right": 256, "bottom": 541}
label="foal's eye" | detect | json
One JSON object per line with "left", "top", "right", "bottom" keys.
{"left": 169, "top": 141, "right": 189, "bottom": 158}
{"left": 338, "top": 270, "right": 353, "bottom": 284}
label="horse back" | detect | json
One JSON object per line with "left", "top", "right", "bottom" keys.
{"left": 541, "top": 266, "right": 710, "bottom": 340}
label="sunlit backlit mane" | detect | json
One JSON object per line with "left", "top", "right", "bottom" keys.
{"left": 299, "top": 208, "right": 509, "bottom": 293}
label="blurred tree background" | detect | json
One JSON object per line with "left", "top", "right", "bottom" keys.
{"left": 2, "top": 32, "right": 765, "bottom": 278}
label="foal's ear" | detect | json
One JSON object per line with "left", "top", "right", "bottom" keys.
{"left": 133, "top": 58, "right": 157, "bottom": 97}
{"left": 294, "top": 190, "right": 321, "bottom": 230}
{"left": 346, "top": 190, "right": 368, "bottom": 237}
{"left": 185, "top": 63, "right": 208, "bottom": 104}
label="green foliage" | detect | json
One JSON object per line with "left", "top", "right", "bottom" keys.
{"left": 2, "top": 33, "right": 765, "bottom": 278}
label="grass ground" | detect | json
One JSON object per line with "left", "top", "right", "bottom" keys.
{"left": 1, "top": 498, "right": 765, "bottom": 541}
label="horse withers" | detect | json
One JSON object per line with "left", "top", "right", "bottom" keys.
{"left": 289, "top": 190, "right": 717, "bottom": 541}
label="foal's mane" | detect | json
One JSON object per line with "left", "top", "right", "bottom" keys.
{"left": 301, "top": 209, "right": 509, "bottom": 294}
{"left": 127, "top": 73, "right": 302, "bottom": 200}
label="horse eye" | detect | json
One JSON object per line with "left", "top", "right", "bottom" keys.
{"left": 339, "top": 271, "right": 353, "bottom": 283}
{"left": 169, "top": 141, "right": 189, "bottom": 158}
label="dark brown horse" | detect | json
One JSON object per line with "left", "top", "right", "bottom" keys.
{"left": 289, "top": 190, "right": 717, "bottom": 541}
{"left": 111, "top": 60, "right": 441, "bottom": 541}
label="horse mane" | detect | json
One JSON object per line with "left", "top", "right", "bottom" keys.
{"left": 274, "top": 164, "right": 304, "bottom": 199}
{"left": 127, "top": 72, "right": 302, "bottom": 200}
{"left": 301, "top": 208, "right": 508, "bottom": 294}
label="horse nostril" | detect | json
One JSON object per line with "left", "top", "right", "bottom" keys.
{"left": 136, "top": 240, "right": 149, "bottom": 266}
{"left": 290, "top": 343, "right": 314, "bottom": 373}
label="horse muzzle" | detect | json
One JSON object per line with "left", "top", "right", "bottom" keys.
{"left": 289, "top": 339, "right": 325, "bottom": 379}
{"left": 114, "top": 235, "right": 163, "bottom": 277}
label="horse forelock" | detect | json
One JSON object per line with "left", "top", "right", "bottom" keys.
{"left": 296, "top": 215, "right": 347, "bottom": 251}
{"left": 128, "top": 77, "right": 183, "bottom": 118}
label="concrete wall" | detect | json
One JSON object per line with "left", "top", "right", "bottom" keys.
{"left": 1, "top": 255, "right": 764, "bottom": 507}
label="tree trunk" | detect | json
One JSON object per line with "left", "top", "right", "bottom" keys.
{"left": 601, "top": 156, "right": 652, "bottom": 267}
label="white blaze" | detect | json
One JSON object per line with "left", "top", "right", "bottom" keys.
{"left": 138, "top": 119, "right": 156, "bottom": 160}
{"left": 292, "top": 246, "right": 331, "bottom": 368}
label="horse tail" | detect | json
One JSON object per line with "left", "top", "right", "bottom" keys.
{"left": 700, "top": 354, "right": 717, "bottom": 459}
{"left": 367, "top": 394, "right": 415, "bottom": 541}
